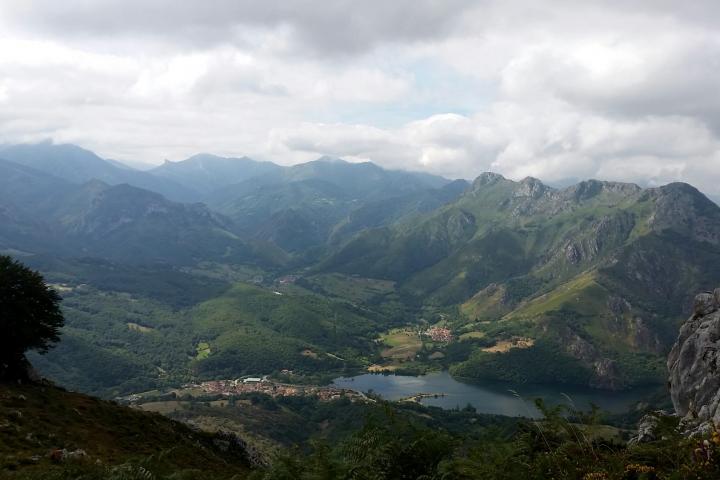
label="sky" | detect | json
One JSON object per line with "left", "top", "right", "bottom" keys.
{"left": 1, "top": 1, "right": 719, "bottom": 195}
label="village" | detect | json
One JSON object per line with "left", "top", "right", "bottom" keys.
{"left": 423, "top": 326, "right": 454, "bottom": 343}
{"left": 188, "top": 376, "right": 369, "bottom": 402}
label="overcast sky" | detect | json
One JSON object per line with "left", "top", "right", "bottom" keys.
{"left": 1, "top": 1, "right": 719, "bottom": 194}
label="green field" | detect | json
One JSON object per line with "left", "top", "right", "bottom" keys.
{"left": 380, "top": 329, "right": 422, "bottom": 361}
{"left": 195, "top": 342, "right": 212, "bottom": 360}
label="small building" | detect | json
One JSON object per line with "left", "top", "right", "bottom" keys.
{"left": 243, "top": 377, "right": 262, "bottom": 383}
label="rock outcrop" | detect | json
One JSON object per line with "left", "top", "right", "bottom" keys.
{"left": 667, "top": 288, "right": 720, "bottom": 430}
{"left": 628, "top": 411, "right": 669, "bottom": 445}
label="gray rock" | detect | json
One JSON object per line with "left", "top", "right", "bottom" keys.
{"left": 628, "top": 411, "right": 667, "bottom": 445}
{"left": 693, "top": 292, "right": 718, "bottom": 316}
{"left": 558, "top": 327, "right": 622, "bottom": 389}
{"left": 685, "top": 420, "right": 715, "bottom": 439}
{"left": 668, "top": 289, "right": 720, "bottom": 427}
{"left": 514, "top": 177, "right": 547, "bottom": 199}
{"left": 65, "top": 449, "right": 87, "bottom": 461}
{"left": 49, "top": 448, "right": 88, "bottom": 463}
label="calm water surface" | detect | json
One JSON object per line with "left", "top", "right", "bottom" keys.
{"left": 332, "top": 371, "right": 659, "bottom": 418}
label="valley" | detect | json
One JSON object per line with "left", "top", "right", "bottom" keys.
{"left": 3, "top": 143, "right": 720, "bottom": 479}
{"left": 2, "top": 142, "right": 718, "bottom": 402}
{"left": 4, "top": 3, "right": 720, "bottom": 477}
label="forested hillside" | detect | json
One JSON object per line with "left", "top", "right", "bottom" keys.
{"left": 3, "top": 143, "right": 720, "bottom": 392}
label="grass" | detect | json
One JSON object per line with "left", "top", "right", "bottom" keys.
{"left": 507, "top": 271, "right": 602, "bottom": 319}
{"left": 135, "top": 400, "right": 186, "bottom": 414}
{"left": 196, "top": 342, "right": 212, "bottom": 360}
{"left": 0, "top": 381, "right": 250, "bottom": 478}
{"left": 379, "top": 329, "right": 422, "bottom": 361}
{"left": 460, "top": 284, "right": 509, "bottom": 320}
{"left": 481, "top": 338, "right": 535, "bottom": 353}
{"left": 459, "top": 331, "right": 486, "bottom": 341}
{"left": 306, "top": 273, "right": 396, "bottom": 303}
{"left": 363, "top": 328, "right": 426, "bottom": 372}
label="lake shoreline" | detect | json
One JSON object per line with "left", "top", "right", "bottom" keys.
{"left": 332, "top": 370, "right": 665, "bottom": 418}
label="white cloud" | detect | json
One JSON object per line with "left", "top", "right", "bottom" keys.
{"left": 1, "top": 1, "right": 720, "bottom": 197}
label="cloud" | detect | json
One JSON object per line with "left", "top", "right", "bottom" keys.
{"left": 1, "top": 1, "right": 720, "bottom": 197}
{"left": 272, "top": 105, "right": 720, "bottom": 195}
{"left": 0, "top": 0, "right": 477, "bottom": 56}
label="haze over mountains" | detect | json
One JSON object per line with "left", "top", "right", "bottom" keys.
{"left": 3, "top": 141, "right": 720, "bottom": 395}
{"left": 0, "top": 142, "right": 460, "bottom": 260}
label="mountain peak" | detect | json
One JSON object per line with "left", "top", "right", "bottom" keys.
{"left": 472, "top": 172, "right": 506, "bottom": 188}
{"left": 515, "top": 176, "right": 549, "bottom": 198}
{"left": 314, "top": 155, "right": 350, "bottom": 164}
{"left": 645, "top": 181, "right": 714, "bottom": 208}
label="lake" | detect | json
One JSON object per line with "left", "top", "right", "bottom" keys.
{"left": 332, "top": 371, "right": 660, "bottom": 417}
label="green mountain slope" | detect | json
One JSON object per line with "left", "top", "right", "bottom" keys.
{"left": 29, "top": 270, "right": 392, "bottom": 397}
{"left": 320, "top": 174, "right": 720, "bottom": 388}
{"left": 53, "top": 182, "right": 281, "bottom": 266}
{"left": 188, "top": 283, "right": 382, "bottom": 379}
{"left": 0, "top": 159, "right": 286, "bottom": 266}
{"left": 206, "top": 158, "right": 454, "bottom": 253}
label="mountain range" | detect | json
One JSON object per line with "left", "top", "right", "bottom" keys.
{"left": 321, "top": 173, "right": 720, "bottom": 387}
{"left": 3, "top": 141, "right": 720, "bottom": 393}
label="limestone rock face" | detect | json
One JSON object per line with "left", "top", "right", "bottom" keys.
{"left": 667, "top": 288, "right": 720, "bottom": 426}
{"left": 628, "top": 411, "right": 668, "bottom": 445}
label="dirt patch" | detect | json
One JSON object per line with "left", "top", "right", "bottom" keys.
{"left": 301, "top": 349, "right": 319, "bottom": 359}
{"left": 482, "top": 337, "right": 535, "bottom": 353}
{"left": 127, "top": 322, "right": 154, "bottom": 333}
{"left": 368, "top": 364, "right": 399, "bottom": 372}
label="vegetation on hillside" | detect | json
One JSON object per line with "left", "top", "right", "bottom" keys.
{"left": 0, "top": 382, "right": 251, "bottom": 479}
{"left": 251, "top": 399, "right": 720, "bottom": 480}
{"left": 29, "top": 269, "right": 405, "bottom": 397}
{"left": 0, "top": 255, "right": 64, "bottom": 381}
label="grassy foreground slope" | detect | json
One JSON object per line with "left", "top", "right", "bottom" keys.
{"left": 0, "top": 382, "right": 250, "bottom": 479}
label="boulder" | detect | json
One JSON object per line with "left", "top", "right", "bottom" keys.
{"left": 628, "top": 410, "right": 670, "bottom": 445}
{"left": 692, "top": 292, "right": 718, "bottom": 317}
{"left": 48, "top": 448, "right": 88, "bottom": 463}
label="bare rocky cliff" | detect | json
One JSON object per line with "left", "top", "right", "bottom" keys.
{"left": 667, "top": 288, "right": 720, "bottom": 433}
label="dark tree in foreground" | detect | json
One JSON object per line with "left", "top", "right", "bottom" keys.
{"left": 0, "top": 255, "right": 64, "bottom": 381}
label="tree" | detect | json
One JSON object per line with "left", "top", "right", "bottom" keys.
{"left": 0, "top": 255, "right": 64, "bottom": 381}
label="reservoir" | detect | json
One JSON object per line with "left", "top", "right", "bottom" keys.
{"left": 332, "top": 371, "right": 662, "bottom": 417}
